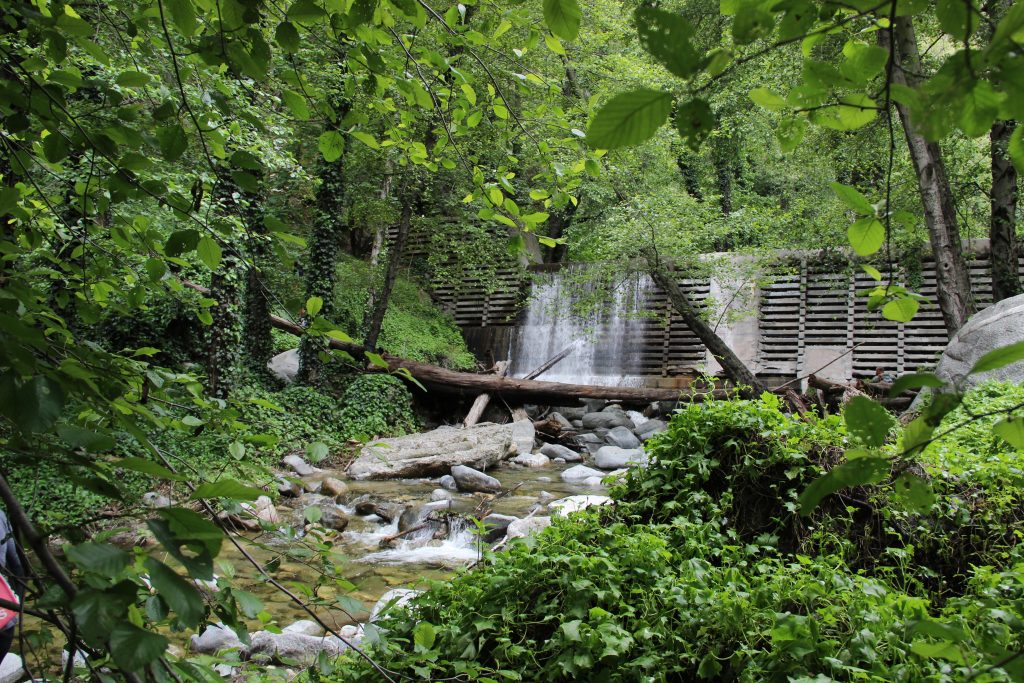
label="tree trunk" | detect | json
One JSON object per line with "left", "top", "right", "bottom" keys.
{"left": 645, "top": 253, "right": 768, "bottom": 396}
{"left": 207, "top": 167, "right": 243, "bottom": 398}
{"left": 890, "top": 17, "right": 976, "bottom": 334}
{"left": 990, "top": 119, "right": 1021, "bottom": 302}
{"left": 242, "top": 169, "right": 272, "bottom": 374}
{"left": 297, "top": 95, "right": 352, "bottom": 384}
{"left": 463, "top": 361, "right": 508, "bottom": 427}
{"left": 363, "top": 184, "right": 412, "bottom": 351}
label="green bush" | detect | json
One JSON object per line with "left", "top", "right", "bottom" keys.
{"left": 338, "top": 374, "right": 418, "bottom": 441}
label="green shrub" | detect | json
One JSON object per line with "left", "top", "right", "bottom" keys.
{"left": 338, "top": 374, "right": 418, "bottom": 441}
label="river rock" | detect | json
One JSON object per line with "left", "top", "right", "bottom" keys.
{"left": 540, "top": 443, "right": 582, "bottom": 461}
{"left": 560, "top": 464, "right": 605, "bottom": 483}
{"left": 602, "top": 403, "right": 625, "bottom": 413}
{"left": 451, "top": 465, "right": 501, "bottom": 493}
{"left": 268, "top": 348, "right": 299, "bottom": 384}
{"left": 934, "top": 293, "right": 1024, "bottom": 389}
{"left": 398, "top": 500, "right": 451, "bottom": 533}
{"left": 582, "top": 399, "right": 607, "bottom": 412}
{"left": 550, "top": 495, "right": 613, "bottom": 516}
{"left": 550, "top": 412, "right": 576, "bottom": 431}
{"left": 581, "top": 412, "right": 635, "bottom": 430}
{"left": 506, "top": 516, "right": 552, "bottom": 539}
{"left": 303, "top": 478, "right": 323, "bottom": 494}
{"left": 319, "top": 477, "right": 348, "bottom": 498}
{"left": 351, "top": 495, "right": 405, "bottom": 523}
{"left": 190, "top": 624, "right": 243, "bottom": 654}
{"left": 430, "top": 488, "right": 453, "bottom": 502}
{"left": 282, "top": 453, "right": 316, "bottom": 476}
{"left": 552, "top": 457, "right": 566, "bottom": 464}
{"left": 510, "top": 419, "right": 536, "bottom": 454}
{"left": 605, "top": 425, "right": 641, "bottom": 449}
{"left": 0, "top": 654, "right": 23, "bottom": 683}
{"left": 481, "top": 513, "right": 518, "bottom": 542}
{"left": 61, "top": 649, "right": 87, "bottom": 670}
{"left": 554, "top": 406, "right": 586, "bottom": 420}
{"left": 513, "top": 453, "right": 549, "bottom": 468}
{"left": 316, "top": 503, "right": 349, "bottom": 531}
{"left": 245, "top": 495, "right": 280, "bottom": 525}
{"left": 575, "top": 432, "right": 602, "bottom": 444}
{"left": 141, "top": 492, "right": 172, "bottom": 508}
{"left": 247, "top": 631, "right": 348, "bottom": 665}
{"left": 439, "top": 474, "right": 458, "bottom": 491}
{"left": 369, "top": 588, "right": 420, "bottom": 622}
{"left": 595, "top": 446, "right": 646, "bottom": 470}
{"left": 283, "top": 620, "right": 325, "bottom": 637}
{"left": 348, "top": 423, "right": 516, "bottom": 479}
{"left": 635, "top": 419, "right": 667, "bottom": 440}
{"left": 583, "top": 476, "right": 605, "bottom": 487}
{"left": 277, "top": 477, "right": 302, "bottom": 497}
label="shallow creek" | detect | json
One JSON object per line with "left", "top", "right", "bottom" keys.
{"left": 222, "top": 459, "right": 606, "bottom": 630}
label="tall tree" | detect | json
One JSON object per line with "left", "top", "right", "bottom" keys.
{"left": 989, "top": 120, "right": 1020, "bottom": 302}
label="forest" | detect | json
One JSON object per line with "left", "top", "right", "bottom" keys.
{"left": 1, "top": 0, "right": 1024, "bottom": 680}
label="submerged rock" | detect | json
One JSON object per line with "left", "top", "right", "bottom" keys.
{"left": 430, "top": 488, "right": 453, "bottom": 502}
{"left": 315, "top": 503, "right": 349, "bottom": 531}
{"left": 560, "top": 464, "right": 605, "bottom": 483}
{"left": 348, "top": 423, "right": 516, "bottom": 479}
{"left": 595, "top": 446, "right": 646, "bottom": 470}
{"left": 451, "top": 464, "right": 501, "bottom": 493}
{"left": 605, "top": 425, "right": 641, "bottom": 449}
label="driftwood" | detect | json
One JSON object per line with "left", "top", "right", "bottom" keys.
{"left": 463, "top": 361, "right": 508, "bottom": 427}
{"left": 270, "top": 314, "right": 711, "bottom": 403}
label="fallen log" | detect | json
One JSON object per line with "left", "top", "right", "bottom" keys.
{"left": 270, "top": 314, "right": 715, "bottom": 403}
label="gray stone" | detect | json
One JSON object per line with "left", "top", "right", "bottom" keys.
{"left": 398, "top": 501, "right": 450, "bottom": 533}
{"left": 61, "top": 649, "right": 87, "bottom": 670}
{"left": 282, "top": 620, "right": 325, "bottom": 637}
{"left": 319, "top": 477, "right": 348, "bottom": 498}
{"left": 595, "top": 446, "right": 646, "bottom": 470}
{"left": 512, "top": 453, "right": 549, "bottom": 468}
{"left": 510, "top": 419, "right": 536, "bottom": 455}
{"left": 267, "top": 348, "right": 299, "bottom": 384}
{"left": 141, "top": 492, "right": 172, "bottom": 509}
{"left": 583, "top": 476, "right": 605, "bottom": 487}
{"left": 560, "top": 464, "right": 605, "bottom": 483}
{"left": 553, "top": 406, "right": 586, "bottom": 420}
{"left": 348, "top": 423, "right": 516, "bottom": 480}
{"left": 575, "top": 433, "right": 602, "bottom": 444}
{"left": 351, "top": 496, "right": 405, "bottom": 523}
{"left": 190, "top": 624, "right": 243, "bottom": 654}
{"left": 635, "top": 419, "right": 667, "bottom": 440}
{"left": 550, "top": 412, "right": 575, "bottom": 431}
{"left": 539, "top": 443, "right": 582, "bottom": 461}
{"left": 601, "top": 404, "right": 625, "bottom": 413}
{"left": 303, "top": 478, "right": 323, "bottom": 494}
{"left": 572, "top": 419, "right": 583, "bottom": 429}
{"left": 581, "top": 412, "right": 635, "bottom": 430}
{"left": 247, "top": 631, "right": 348, "bottom": 665}
{"left": 277, "top": 478, "right": 302, "bottom": 497}
{"left": 369, "top": 588, "right": 420, "bottom": 622}
{"left": 934, "top": 294, "right": 1024, "bottom": 390}
{"left": 451, "top": 464, "right": 501, "bottom": 493}
{"left": 481, "top": 513, "right": 518, "bottom": 542}
{"left": 430, "top": 488, "right": 453, "bottom": 502}
{"left": 315, "top": 504, "right": 349, "bottom": 531}
{"left": 439, "top": 474, "right": 458, "bottom": 491}
{"left": 245, "top": 495, "right": 280, "bottom": 525}
{"left": 0, "top": 654, "right": 23, "bottom": 683}
{"left": 581, "top": 399, "right": 606, "bottom": 413}
{"left": 605, "top": 426, "right": 641, "bottom": 449}
{"left": 552, "top": 457, "right": 566, "bottom": 464}
{"left": 282, "top": 454, "right": 316, "bottom": 477}
{"left": 505, "top": 516, "right": 552, "bottom": 539}
{"left": 550, "top": 495, "right": 613, "bottom": 516}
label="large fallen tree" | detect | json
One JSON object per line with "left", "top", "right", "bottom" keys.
{"left": 269, "top": 315, "right": 720, "bottom": 403}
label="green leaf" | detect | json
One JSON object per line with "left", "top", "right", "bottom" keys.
{"left": 776, "top": 116, "right": 806, "bottom": 153}
{"left": 275, "top": 22, "right": 300, "bottom": 52}
{"left": 586, "top": 89, "right": 673, "bottom": 150}
{"left": 190, "top": 479, "right": 264, "bottom": 501}
{"left": 365, "top": 351, "right": 389, "bottom": 369}
{"left": 893, "top": 473, "right": 935, "bottom": 513}
{"left": 831, "top": 182, "right": 873, "bottom": 215}
{"left": 635, "top": 5, "right": 699, "bottom": 79}
{"left": 732, "top": 7, "right": 773, "bottom": 44}
{"left": 911, "top": 639, "right": 966, "bottom": 664}
{"left": 288, "top": 0, "right": 327, "bottom": 21}
{"left": 890, "top": 372, "right": 944, "bottom": 396}
{"left": 305, "top": 296, "right": 323, "bottom": 317}
{"left": 58, "top": 424, "right": 116, "bottom": 452}
{"left": 306, "top": 441, "right": 329, "bottom": 462}
{"left": 847, "top": 217, "right": 884, "bottom": 256}
{"left": 72, "top": 583, "right": 137, "bottom": 642}
{"left": 994, "top": 416, "right": 1024, "bottom": 449}
{"left": 901, "top": 416, "right": 935, "bottom": 457}
{"left": 844, "top": 395, "right": 895, "bottom": 448}
{"left": 936, "top": 0, "right": 976, "bottom": 39}
{"left": 413, "top": 621, "right": 436, "bottom": 650}
{"left": 882, "top": 296, "right": 919, "bottom": 322}
{"left": 66, "top": 542, "right": 131, "bottom": 577}
{"left": 148, "top": 508, "right": 224, "bottom": 580}
{"left": 114, "top": 457, "right": 186, "bottom": 481}
{"left": 165, "top": 0, "right": 197, "bottom": 35}
{"left": 561, "top": 619, "right": 582, "bottom": 641}
{"left": 156, "top": 124, "right": 188, "bottom": 162}
{"left": 969, "top": 340, "right": 1024, "bottom": 374}
{"left": 109, "top": 623, "right": 169, "bottom": 672}
{"left": 542, "top": 0, "right": 582, "bottom": 40}
{"left": 116, "top": 71, "right": 150, "bottom": 87}
{"left": 749, "top": 87, "right": 787, "bottom": 112}
{"left": 798, "top": 457, "right": 889, "bottom": 515}
{"left": 544, "top": 33, "right": 566, "bottom": 55}
{"left": 1010, "top": 126, "right": 1024, "bottom": 174}
{"left": 3, "top": 376, "right": 66, "bottom": 433}
{"left": 318, "top": 130, "right": 345, "bottom": 162}
{"left": 196, "top": 237, "right": 222, "bottom": 270}
{"left": 674, "top": 99, "right": 716, "bottom": 150}
{"left": 144, "top": 557, "right": 205, "bottom": 627}
{"left": 229, "top": 441, "right": 246, "bottom": 460}
{"left": 304, "top": 506, "right": 322, "bottom": 523}
{"left": 43, "top": 133, "right": 71, "bottom": 163}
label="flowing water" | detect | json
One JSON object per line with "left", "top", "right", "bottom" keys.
{"left": 509, "top": 267, "right": 654, "bottom": 386}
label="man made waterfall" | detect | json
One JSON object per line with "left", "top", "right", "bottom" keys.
{"left": 509, "top": 268, "right": 654, "bottom": 386}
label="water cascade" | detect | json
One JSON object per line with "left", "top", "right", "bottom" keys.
{"left": 509, "top": 267, "right": 654, "bottom": 386}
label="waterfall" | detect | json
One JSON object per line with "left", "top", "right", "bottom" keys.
{"left": 509, "top": 267, "right": 653, "bottom": 386}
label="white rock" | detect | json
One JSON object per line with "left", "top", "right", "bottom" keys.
{"left": 560, "top": 464, "right": 605, "bottom": 483}
{"left": 282, "top": 454, "right": 316, "bottom": 476}
{"left": 190, "top": 624, "right": 243, "bottom": 654}
{"left": 505, "top": 516, "right": 552, "bottom": 539}
{"left": 510, "top": 419, "right": 536, "bottom": 455}
{"left": 934, "top": 293, "right": 1024, "bottom": 389}
{"left": 61, "top": 649, "right": 87, "bottom": 670}
{"left": 247, "top": 631, "right": 349, "bottom": 665}
{"left": 512, "top": 453, "right": 549, "bottom": 468}
{"left": 595, "top": 446, "right": 646, "bottom": 470}
{"left": 0, "top": 656, "right": 21, "bottom": 683}
{"left": 549, "top": 495, "right": 613, "bottom": 517}
{"left": 451, "top": 464, "right": 501, "bottom": 493}
{"left": 282, "top": 619, "right": 324, "bottom": 637}
{"left": 268, "top": 348, "right": 299, "bottom": 384}
{"left": 369, "top": 589, "right": 420, "bottom": 623}
{"left": 539, "top": 443, "right": 582, "bottom": 461}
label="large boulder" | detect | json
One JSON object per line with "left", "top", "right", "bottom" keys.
{"left": 560, "top": 464, "right": 605, "bottom": 483}
{"left": 246, "top": 631, "right": 348, "bottom": 665}
{"left": 634, "top": 419, "right": 667, "bottom": 440}
{"left": 268, "top": 348, "right": 300, "bottom": 384}
{"left": 605, "top": 425, "right": 641, "bottom": 449}
{"left": 539, "top": 443, "right": 582, "bottom": 462}
{"left": 481, "top": 513, "right": 519, "bottom": 542}
{"left": 505, "top": 516, "right": 552, "bottom": 540}
{"left": 934, "top": 294, "right": 1024, "bottom": 389}
{"left": 510, "top": 419, "right": 536, "bottom": 454}
{"left": 595, "top": 446, "right": 646, "bottom": 470}
{"left": 451, "top": 465, "right": 502, "bottom": 493}
{"left": 190, "top": 624, "right": 243, "bottom": 654}
{"left": 348, "top": 423, "right": 516, "bottom": 480}
{"left": 581, "top": 411, "right": 634, "bottom": 430}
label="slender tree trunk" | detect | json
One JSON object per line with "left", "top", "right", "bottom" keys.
{"left": 242, "top": 169, "right": 272, "bottom": 374}
{"left": 990, "top": 120, "right": 1021, "bottom": 302}
{"left": 297, "top": 96, "right": 352, "bottom": 384}
{"left": 364, "top": 185, "right": 413, "bottom": 351}
{"left": 207, "top": 167, "right": 242, "bottom": 398}
{"left": 676, "top": 155, "right": 703, "bottom": 200}
{"left": 645, "top": 252, "right": 768, "bottom": 396}
{"left": 890, "top": 17, "right": 976, "bottom": 333}
{"left": 543, "top": 199, "right": 578, "bottom": 264}
{"left": 711, "top": 135, "right": 734, "bottom": 215}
